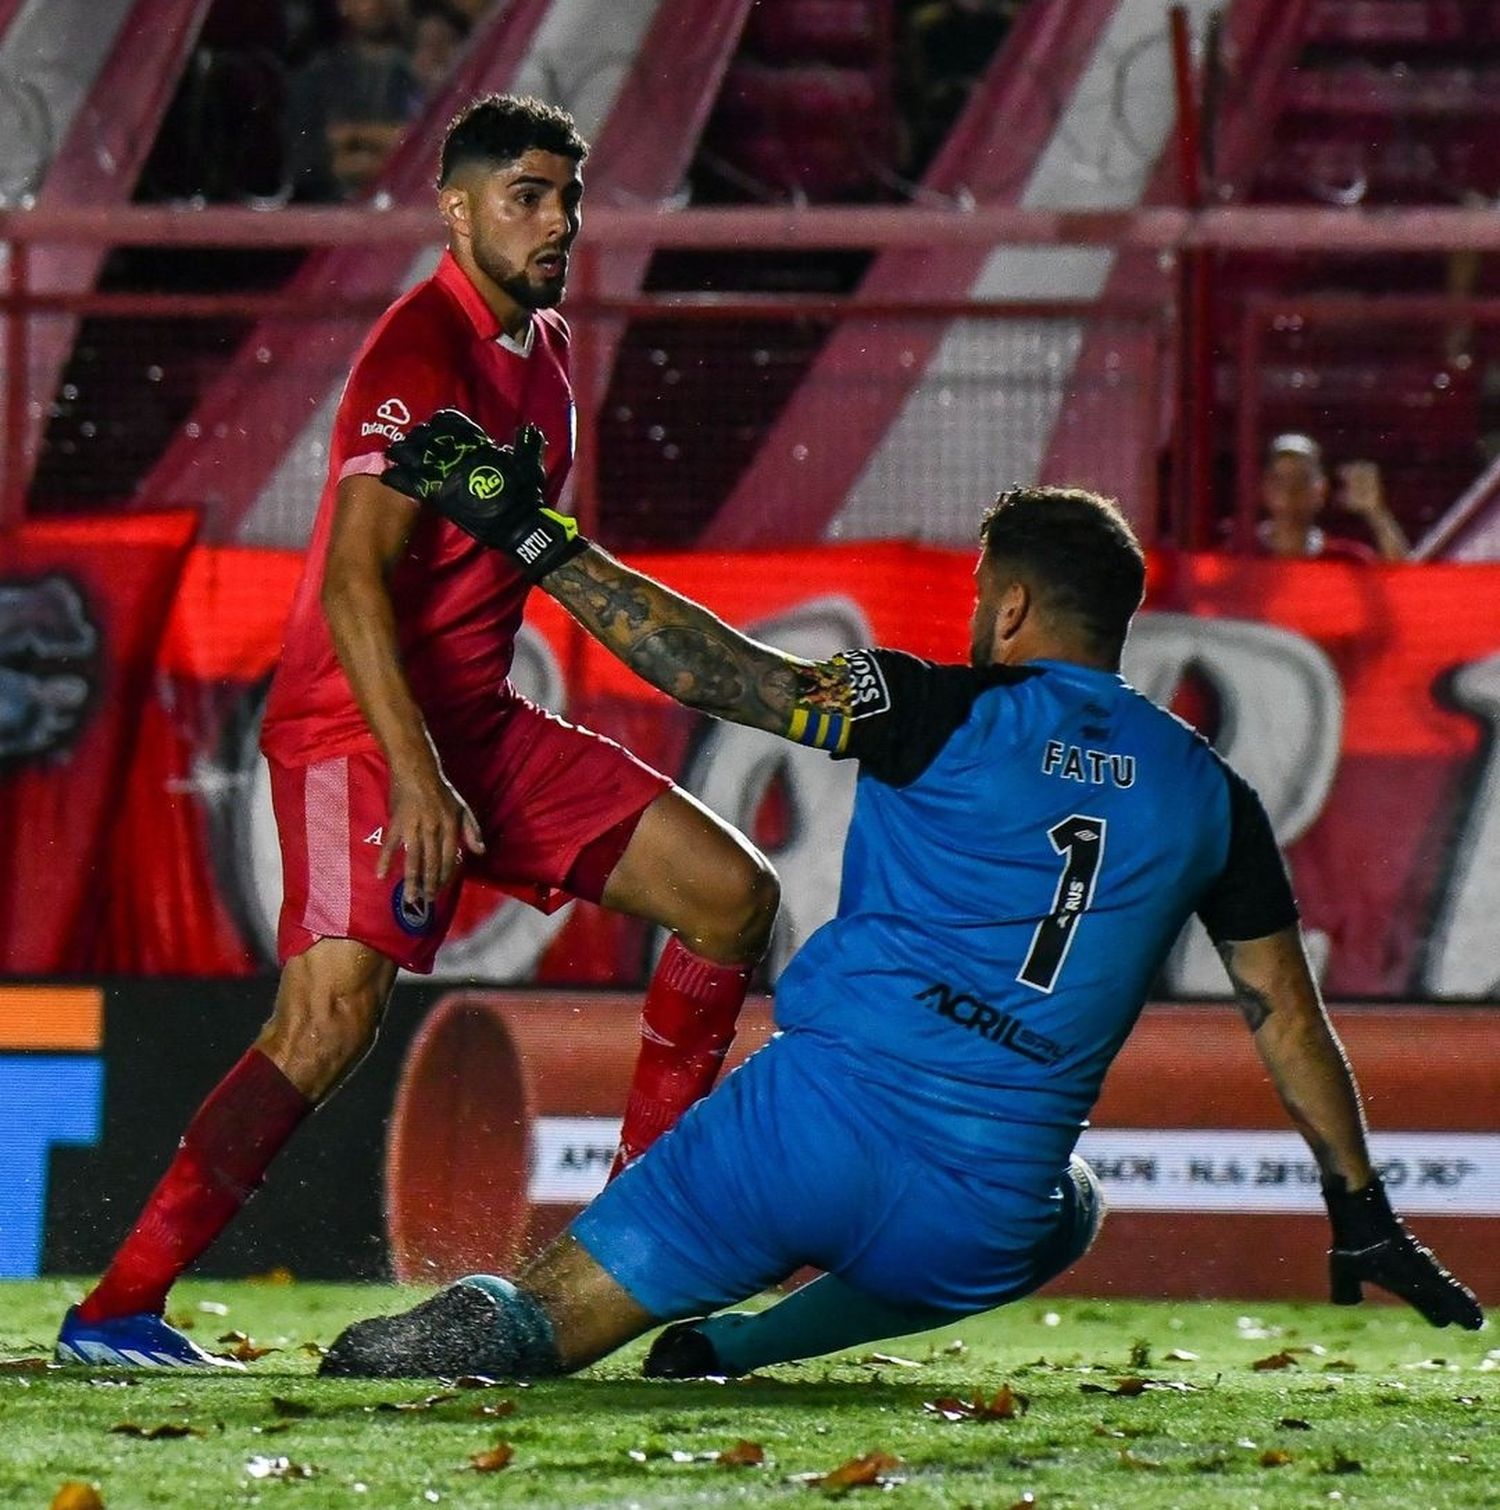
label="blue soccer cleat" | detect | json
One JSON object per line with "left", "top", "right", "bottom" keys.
{"left": 55, "top": 1306, "right": 247, "bottom": 1370}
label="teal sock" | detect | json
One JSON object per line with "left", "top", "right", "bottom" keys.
{"left": 699, "top": 1274, "right": 959, "bottom": 1374}
{"left": 457, "top": 1274, "right": 563, "bottom": 1377}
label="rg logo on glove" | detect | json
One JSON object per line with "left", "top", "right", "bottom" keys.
{"left": 468, "top": 467, "right": 505, "bottom": 501}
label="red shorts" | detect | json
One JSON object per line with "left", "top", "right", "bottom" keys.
{"left": 269, "top": 697, "right": 672, "bottom": 973}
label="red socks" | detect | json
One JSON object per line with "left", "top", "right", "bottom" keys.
{"left": 77, "top": 1049, "right": 312, "bottom": 1322}
{"left": 610, "top": 937, "right": 751, "bottom": 1178}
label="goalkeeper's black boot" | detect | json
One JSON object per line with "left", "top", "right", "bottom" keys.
{"left": 643, "top": 1317, "right": 744, "bottom": 1379}
{"left": 320, "top": 1276, "right": 560, "bottom": 1378}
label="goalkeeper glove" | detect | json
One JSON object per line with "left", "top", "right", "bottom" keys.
{"left": 1322, "top": 1174, "right": 1483, "bottom": 1329}
{"left": 383, "top": 408, "right": 588, "bottom": 583}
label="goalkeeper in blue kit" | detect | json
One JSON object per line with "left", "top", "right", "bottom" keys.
{"left": 322, "top": 412, "right": 1483, "bottom": 1380}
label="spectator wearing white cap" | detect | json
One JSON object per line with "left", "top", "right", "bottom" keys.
{"left": 1258, "top": 434, "right": 1409, "bottom": 563}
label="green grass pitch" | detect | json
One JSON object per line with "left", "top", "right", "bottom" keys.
{"left": 2, "top": 1279, "right": 1493, "bottom": 1508}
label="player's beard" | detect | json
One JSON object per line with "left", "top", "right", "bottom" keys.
{"left": 496, "top": 263, "right": 565, "bottom": 312}
{"left": 469, "top": 222, "right": 567, "bottom": 311}
{"left": 969, "top": 602, "right": 997, "bottom": 668}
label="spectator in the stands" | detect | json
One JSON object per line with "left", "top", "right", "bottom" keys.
{"left": 411, "top": 0, "right": 471, "bottom": 97}
{"left": 286, "top": 0, "right": 421, "bottom": 201}
{"left": 899, "top": 0, "right": 1024, "bottom": 176}
{"left": 1258, "top": 433, "right": 1410, "bottom": 563}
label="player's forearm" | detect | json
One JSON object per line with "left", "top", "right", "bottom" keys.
{"left": 1252, "top": 1008, "right": 1374, "bottom": 1188}
{"left": 1217, "top": 930, "right": 1373, "bottom": 1188}
{"left": 542, "top": 545, "right": 806, "bottom": 734}
{"left": 321, "top": 571, "right": 438, "bottom": 777}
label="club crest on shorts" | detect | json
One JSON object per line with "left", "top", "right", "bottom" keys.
{"left": 391, "top": 879, "right": 436, "bottom": 936}
{"left": 468, "top": 466, "right": 505, "bottom": 501}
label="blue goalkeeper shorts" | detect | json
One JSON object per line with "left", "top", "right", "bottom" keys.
{"left": 570, "top": 1029, "right": 1103, "bottom": 1320}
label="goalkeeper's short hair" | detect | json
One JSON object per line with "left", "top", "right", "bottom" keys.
{"left": 980, "top": 486, "right": 1146, "bottom": 657}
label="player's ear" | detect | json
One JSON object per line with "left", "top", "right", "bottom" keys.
{"left": 995, "top": 580, "right": 1030, "bottom": 644}
{"left": 439, "top": 182, "right": 472, "bottom": 242}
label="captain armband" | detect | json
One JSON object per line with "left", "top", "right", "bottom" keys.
{"left": 784, "top": 649, "right": 892, "bottom": 754}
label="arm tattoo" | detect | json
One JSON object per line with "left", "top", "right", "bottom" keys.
{"left": 545, "top": 548, "right": 822, "bottom": 735}
{"left": 1216, "top": 941, "right": 1275, "bottom": 1032}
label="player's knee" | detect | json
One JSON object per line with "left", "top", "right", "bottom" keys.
{"left": 264, "top": 976, "right": 388, "bottom": 1098}
{"left": 707, "top": 849, "right": 780, "bottom": 962}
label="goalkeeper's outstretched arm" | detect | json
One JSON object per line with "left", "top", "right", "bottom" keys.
{"left": 544, "top": 544, "right": 849, "bottom": 740}
{"left": 1217, "top": 928, "right": 1482, "bottom": 1330}
{"left": 1216, "top": 928, "right": 1372, "bottom": 1188}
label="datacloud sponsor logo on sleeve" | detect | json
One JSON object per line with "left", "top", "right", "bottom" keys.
{"left": 361, "top": 397, "right": 412, "bottom": 442}
{"left": 1075, "top": 1129, "right": 1500, "bottom": 1215}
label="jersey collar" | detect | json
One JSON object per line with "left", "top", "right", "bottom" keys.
{"left": 434, "top": 249, "right": 535, "bottom": 355}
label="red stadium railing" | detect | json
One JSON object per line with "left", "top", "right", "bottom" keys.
{"left": 5, "top": 202, "right": 1500, "bottom": 550}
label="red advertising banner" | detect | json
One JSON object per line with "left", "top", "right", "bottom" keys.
{"left": 1, "top": 536, "right": 1498, "bottom": 999}
{"left": 0, "top": 513, "right": 197, "bottom": 972}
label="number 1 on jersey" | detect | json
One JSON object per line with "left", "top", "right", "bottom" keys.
{"left": 1018, "top": 814, "right": 1108, "bottom": 993}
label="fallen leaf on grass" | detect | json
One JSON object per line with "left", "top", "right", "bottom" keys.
{"left": 1165, "top": 1348, "right": 1199, "bottom": 1362}
{"left": 50, "top": 1483, "right": 104, "bottom": 1510}
{"left": 793, "top": 1451, "right": 904, "bottom": 1493}
{"left": 372, "top": 1393, "right": 458, "bottom": 1413}
{"left": 245, "top": 1455, "right": 316, "bottom": 1480}
{"left": 454, "top": 1375, "right": 505, "bottom": 1389}
{"left": 1117, "top": 1448, "right": 1162, "bottom": 1470}
{"left": 924, "top": 1384, "right": 1029, "bottom": 1422}
{"left": 1259, "top": 1449, "right": 1294, "bottom": 1467}
{"left": 270, "top": 1397, "right": 314, "bottom": 1419}
{"left": 216, "top": 1331, "right": 279, "bottom": 1362}
{"left": 473, "top": 1400, "right": 516, "bottom": 1419}
{"left": 1080, "top": 1376, "right": 1198, "bottom": 1397}
{"left": 0, "top": 1356, "right": 53, "bottom": 1372}
{"left": 467, "top": 1442, "right": 514, "bottom": 1473}
{"left": 1328, "top": 1448, "right": 1363, "bottom": 1475}
{"left": 862, "top": 1352, "right": 921, "bottom": 1368}
{"left": 1251, "top": 1351, "right": 1301, "bottom": 1372}
{"left": 110, "top": 1422, "right": 199, "bottom": 1440}
{"left": 715, "top": 1440, "right": 766, "bottom": 1467}
{"left": 196, "top": 1300, "right": 230, "bottom": 1317}
{"left": 1277, "top": 1417, "right": 1312, "bottom": 1431}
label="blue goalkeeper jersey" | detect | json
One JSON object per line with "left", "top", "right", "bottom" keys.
{"left": 774, "top": 649, "right": 1297, "bottom": 1203}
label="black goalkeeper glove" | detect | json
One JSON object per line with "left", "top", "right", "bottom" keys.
{"left": 1322, "top": 1174, "right": 1483, "bottom": 1330}
{"left": 382, "top": 408, "right": 588, "bottom": 583}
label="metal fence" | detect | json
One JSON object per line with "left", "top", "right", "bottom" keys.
{"left": 6, "top": 203, "right": 1500, "bottom": 553}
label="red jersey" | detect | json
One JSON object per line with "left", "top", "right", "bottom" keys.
{"left": 262, "top": 250, "right": 574, "bottom": 766}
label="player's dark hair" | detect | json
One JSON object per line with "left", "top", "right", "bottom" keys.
{"left": 439, "top": 94, "right": 588, "bottom": 186}
{"left": 980, "top": 486, "right": 1145, "bottom": 655}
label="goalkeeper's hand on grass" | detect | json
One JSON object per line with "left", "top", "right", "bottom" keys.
{"left": 383, "top": 408, "right": 588, "bottom": 583}
{"left": 1322, "top": 1174, "right": 1483, "bottom": 1329}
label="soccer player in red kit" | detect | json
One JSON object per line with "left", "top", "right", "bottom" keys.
{"left": 56, "top": 94, "right": 778, "bottom": 1369}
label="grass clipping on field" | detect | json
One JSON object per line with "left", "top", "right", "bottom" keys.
{"left": 3, "top": 1281, "right": 1495, "bottom": 1508}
